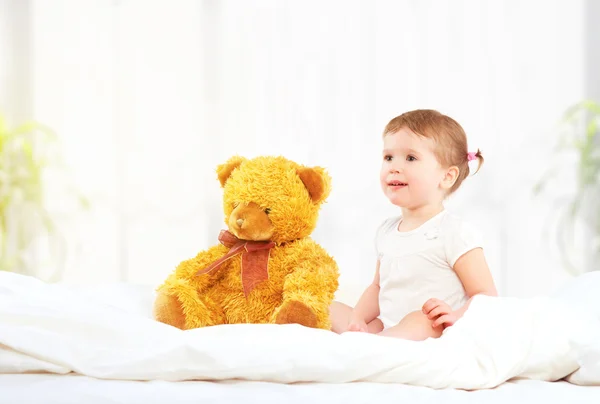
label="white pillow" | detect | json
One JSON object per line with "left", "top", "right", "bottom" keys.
{"left": 70, "top": 283, "right": 156, "bottom": 319}
{"left": 552, "top": 271, "right": 600, "bottom": 321}
{"left": 552, "top": 271, "right": 600, "bottom": 385}
{"left": 564, "top": 321, "right": 600, "bottom": 386}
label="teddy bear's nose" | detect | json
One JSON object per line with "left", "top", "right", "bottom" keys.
{"left": 236, "top": 218, "right": 244, "bottom": 227}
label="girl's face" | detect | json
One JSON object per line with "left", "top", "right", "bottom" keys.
{"left": 380, "top": 128, "right": 449, "bottom": 210}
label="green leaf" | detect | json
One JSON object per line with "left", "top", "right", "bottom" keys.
{"left": 0, "top": 111, "right": 87, "bottom": 278}
{"left": 534, "top": 99, "right": 600, "bottom": 274}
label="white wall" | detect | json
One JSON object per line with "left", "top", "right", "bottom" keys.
{"left": 0, "top": 0, "right": 588, "bottom": 299}
{"left": 0, "top": 0, "right": 31, "bottom": 122}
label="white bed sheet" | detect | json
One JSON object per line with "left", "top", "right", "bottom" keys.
{"left": 1, "top": 271, "right": 597, "bottom": 388}
{"left": 1, "top": 374, "right": 600, "bottom": 404}
{"left": 2, "top": 271, "right": 600, "bottom": 401}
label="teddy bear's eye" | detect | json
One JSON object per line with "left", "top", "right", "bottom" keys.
{"left": 264, "top": 208, "right": 271, "bottom": 214}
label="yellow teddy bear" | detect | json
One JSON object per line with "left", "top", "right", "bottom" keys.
{"left": 153, "top": 155, "right": 339, "bottom": 330}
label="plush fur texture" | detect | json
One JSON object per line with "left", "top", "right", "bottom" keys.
{"left": 153, "top": 155, "right": 339, "bottom": 330}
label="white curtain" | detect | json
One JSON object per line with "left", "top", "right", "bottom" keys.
{"left": 2, "top": 0, "right": 586, "bottom": 297}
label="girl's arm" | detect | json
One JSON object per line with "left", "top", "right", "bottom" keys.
{"left": 448, "top": 247, "right": 497, "bottom": 319}
{"left": 424, "top": 247, "right": 497, "bottom": 328}
{"left": 455, "top": 247, "right": 498, "bottom": 298}
{"left": 350, "top": 260, "right": 381, "bottom": 324}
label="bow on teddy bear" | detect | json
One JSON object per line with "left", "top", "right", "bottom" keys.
{"left": 195, "top": 229, "right": 275, "bottom": 297}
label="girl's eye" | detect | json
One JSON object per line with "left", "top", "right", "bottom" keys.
{"left": 407, "top": 155, "right": 417, "bottom": 162}
{"left": 384, "top": 155, "right": 392, "bottom": 161}
{"left": 264, "top": 208, "right": 271, "bottom": 214}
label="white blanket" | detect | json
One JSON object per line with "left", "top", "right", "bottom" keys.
{"left": 1, "top": 272, "right": 599, "bottom": 390}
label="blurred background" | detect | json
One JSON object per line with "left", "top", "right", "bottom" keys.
{"left": 0, "top": 0, "right": 598, "bottom": 301}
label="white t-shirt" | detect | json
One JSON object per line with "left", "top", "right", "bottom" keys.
{"left": 374, "top": 209, "right": 483, "bottom": 328}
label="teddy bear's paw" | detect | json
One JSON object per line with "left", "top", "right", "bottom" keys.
{"left": 153, "top": 291, "right": 187, "bottom": 330}
{"left": 275, "top": 300, "right": 318, "bottom": 328}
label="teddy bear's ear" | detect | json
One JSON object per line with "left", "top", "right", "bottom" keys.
{"left": 217, "top": 156, "right": 246, "bottom": 187}
{"left": 296, "top": 166, "right": 331, "bottom": 204}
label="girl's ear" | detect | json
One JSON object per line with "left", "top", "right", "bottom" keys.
{"left": 441, "top": 166, "right": 459, "bottom": 190}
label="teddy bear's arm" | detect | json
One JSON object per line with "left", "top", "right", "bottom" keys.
{"left": 273, "top": 254, "right": 339, "bottom": 330}
{"left": 170, "top": 244, "right": 230, "bottom": 290}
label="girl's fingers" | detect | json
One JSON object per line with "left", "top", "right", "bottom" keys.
{"left": 433, "top": 314, "right": 453, "bottom": 328}
{"left": 427, "top": 306, "right": 447, "bottom": 320}
{"left": 422, "top": 298, "right": 441, "bottom": 314}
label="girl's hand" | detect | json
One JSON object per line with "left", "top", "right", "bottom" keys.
{"left": 347, "top": 314, "right": 368, "bottom": 332}
{"left": 422, "top": 298, "right": 458, "bottom": 328}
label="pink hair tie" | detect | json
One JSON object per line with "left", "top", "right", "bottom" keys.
{"left": 467, "top": 151, "right": 477, "bottom": 161}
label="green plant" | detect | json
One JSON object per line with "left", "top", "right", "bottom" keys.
{"left": 0, "top": 113, "right": 86, "bottom": 281}
{"left": 534, "top": 100, "right": 600, "bottom": 274}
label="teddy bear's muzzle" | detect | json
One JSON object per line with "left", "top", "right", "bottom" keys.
{"left": 228, "top": 202, "right": 274, "bottom": 241}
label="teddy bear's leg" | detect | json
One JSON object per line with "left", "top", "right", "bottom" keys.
{"left": 274, "top": 300, "right": 318, "bottom": 328}
{"left": 154, "top": 290, "right": 226, "bottom": 330}
{"left": 154, "top": 291, "right": 186, "bottom": 329}
{"left": 273, "top": 262, "right": 339, "bottom": 330}
{"left": 154, "top": 279, "right": 227, "bottom": 330}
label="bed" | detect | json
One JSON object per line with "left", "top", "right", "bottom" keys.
{"left": 1, "top": 271, "right": 599, "bottom": 403}
{"left": 2, "top": 374, "right": 599, "bottom": 404}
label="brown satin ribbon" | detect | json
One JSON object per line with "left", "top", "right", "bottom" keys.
{"left": 195, "top": 230, "right": 275, "bottom": 297}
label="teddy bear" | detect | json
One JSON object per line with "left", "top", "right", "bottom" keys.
{"left": 153, "top": 155, "right": 339, "bottom": 331}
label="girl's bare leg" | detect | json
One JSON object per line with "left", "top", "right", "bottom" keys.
{"left": 329, "top": 301, "right": 384, "bottom": 334}
{"left": 377, "top": 310, "right": 444, "bottom": 341}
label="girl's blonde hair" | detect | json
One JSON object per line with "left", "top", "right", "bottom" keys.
{"left": 383, "top": 109, "right": 483, "bottom": 194}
